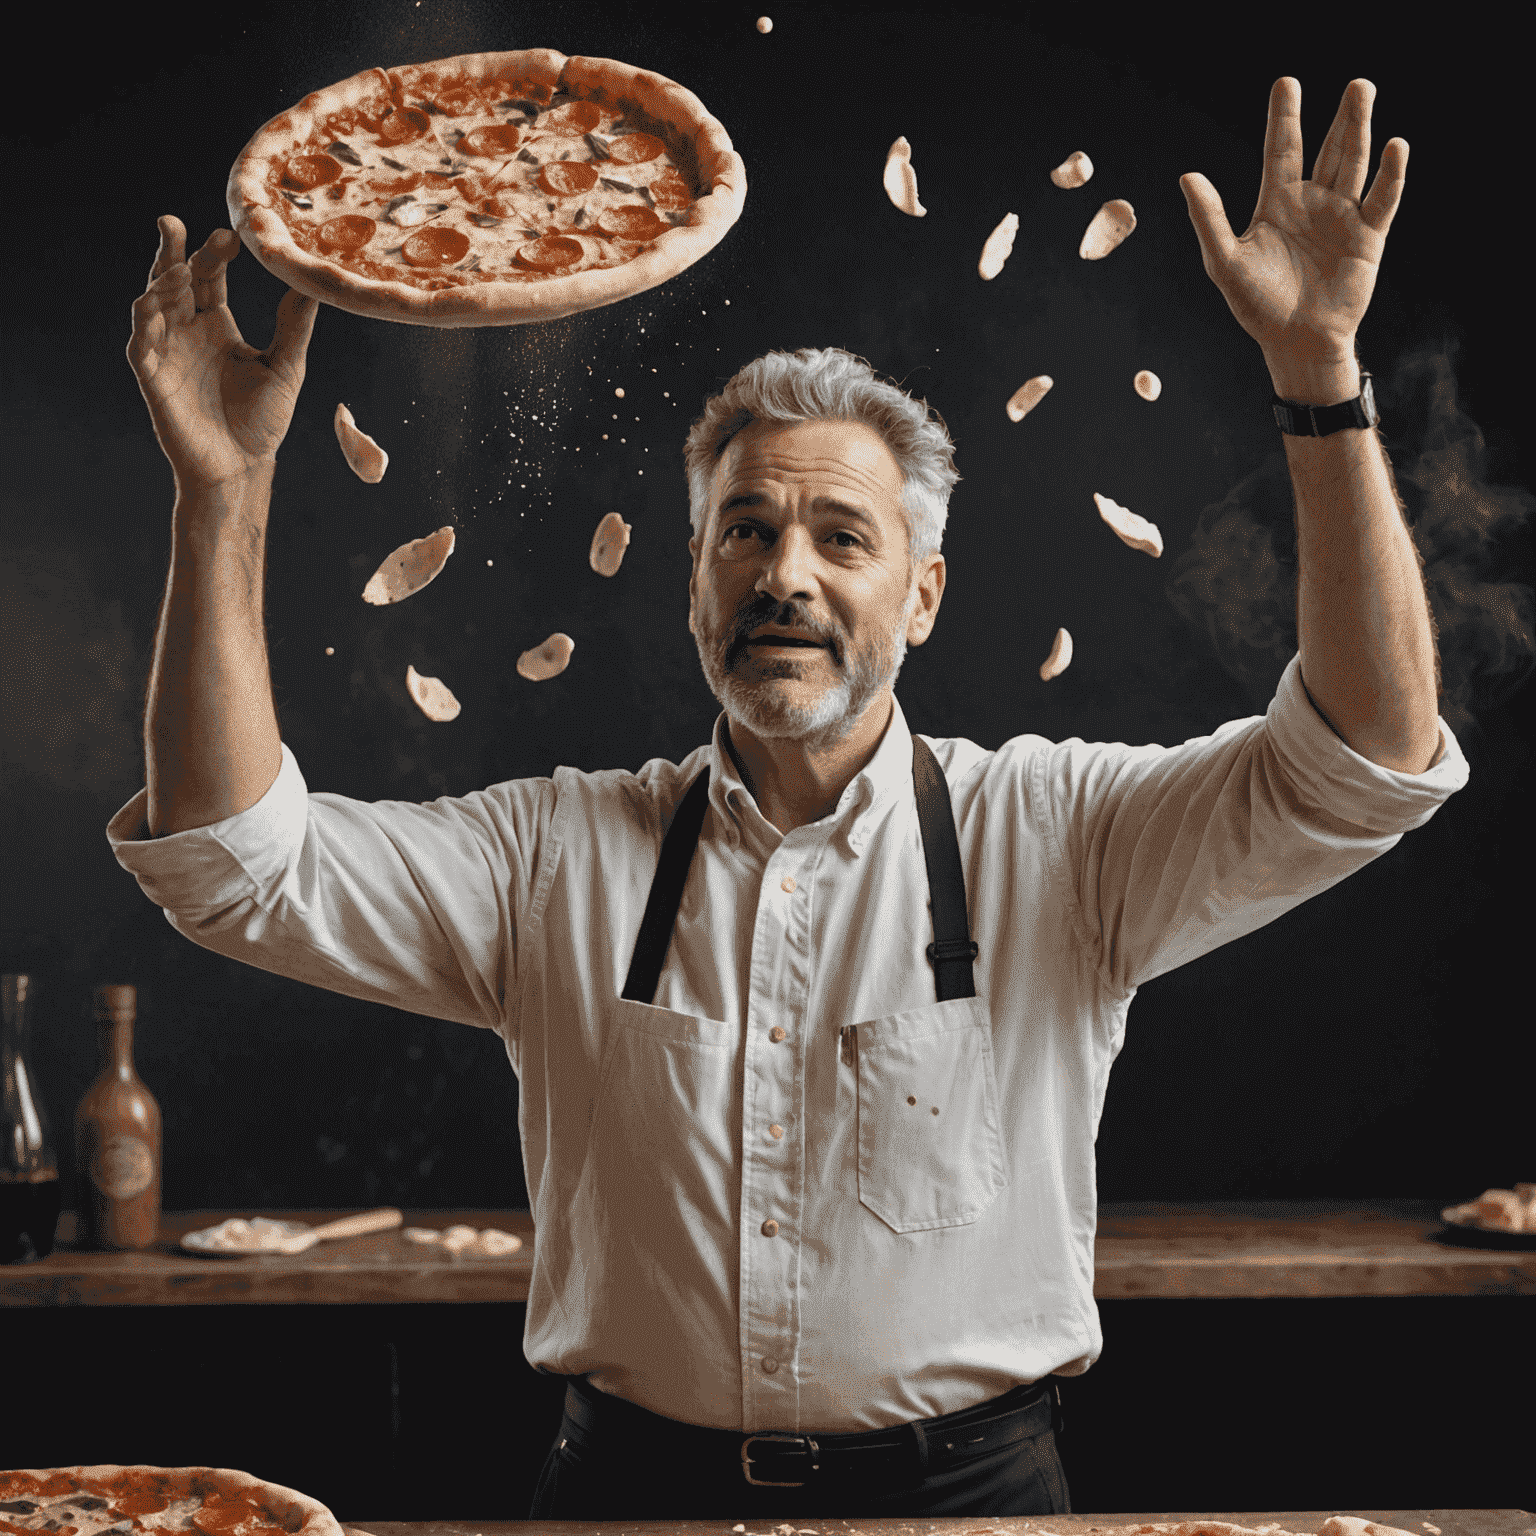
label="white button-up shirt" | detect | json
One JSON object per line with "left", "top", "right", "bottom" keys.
{"left": 107, "top": 653, "right": 1467, "bottom": 1433}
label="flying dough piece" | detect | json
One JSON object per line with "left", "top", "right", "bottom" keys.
{"left": 1080, "top": 198, "right": 1136, "bottom": 259}
{"left": 978, "top": 212, "right": 1019, "bottom": 280}
{"left": 1135, "top": 369, "right": 1162, "bottom": 401}
{"left": 362, "top": 527, "right": 456, "bottom": 605}
{"left": 1050, "top": 150, "right": 1093, "bottom": 189}
{"left": 517, "top": 632, "right": 575, "bottom": 681}
{"left": 1094, "top": 492, "right": 1163, "bottom": 557}
{"left": 590, "top": 511, "right": 632, "bottom": 575}
{"left": 334, "top": 402, "right": 389, "bottom": 483}
{"left": 1006, "top": 376, "right": 1053, "bottom": 422}
{"left": 406, "top": 663, "right": 461, "bottom": 721}
{"left": 883, "top": 137, "right": 927, "bottom": 217}
{"left": 1039, "top": 627, "right": 1072, "bottom": 681}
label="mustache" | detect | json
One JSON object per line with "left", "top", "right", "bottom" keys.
{"left": 728, "top": 602, "right": 839, "bottom": 662}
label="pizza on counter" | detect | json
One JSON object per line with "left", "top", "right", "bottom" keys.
{"left": 0, "top": 1468, "right": 342, "bottom": 1536}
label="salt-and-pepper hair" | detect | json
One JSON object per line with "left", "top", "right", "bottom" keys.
{"left": 683, "top": 347, "right": 960, "bottom": 570}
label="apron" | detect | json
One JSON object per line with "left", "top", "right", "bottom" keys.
{"left": 621, "top": 733, "right": 978, "bottom": 1004}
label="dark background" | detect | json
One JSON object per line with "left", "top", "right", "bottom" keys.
{"left": 4, "top": 0, "right": 1531, "bottom": 1515}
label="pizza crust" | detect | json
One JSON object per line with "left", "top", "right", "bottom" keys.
{"left": 0, "top": 1467, "right": 344, "bottom": 1536}
{"left": 225, "top": 49, "right": 746, "bottom": 327}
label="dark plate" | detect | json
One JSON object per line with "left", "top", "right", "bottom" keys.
{"left": 1434, "top": 1211, "right": 1536, "bottom": 1249}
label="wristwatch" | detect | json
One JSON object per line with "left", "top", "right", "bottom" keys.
{"left": 1272, "top": 370, "right": 1377, "bottom": 435}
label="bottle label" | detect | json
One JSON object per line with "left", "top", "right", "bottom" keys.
{"left": 91, "top": 1135, "right": 154, "bottom": 1200}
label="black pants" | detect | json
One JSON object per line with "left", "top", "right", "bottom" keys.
{"left": 529, "top": 1374, "right": 1071, "bottom": 1519}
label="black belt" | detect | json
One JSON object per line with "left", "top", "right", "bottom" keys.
{"left": 560, "top": 1375, "right": 1063, "bottom": 1488}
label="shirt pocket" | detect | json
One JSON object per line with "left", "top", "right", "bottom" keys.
{"left": 581, "top": 996, "right": 739, "bottom": 1220}
{"left": 849, "top": 994, "right": 1008, "bottom": 1234}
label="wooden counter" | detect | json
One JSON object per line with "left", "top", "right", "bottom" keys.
{"left": 337, "top": 1514, "right": 1532, "bottom": 1535}
{"left": 3, "top": 1200, "right": 1532, "bottom": 1307}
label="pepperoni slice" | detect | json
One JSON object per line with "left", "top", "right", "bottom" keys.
{"left": 538, "top": 160, "right": 599, "bottom": 196}
{"left": 515, "top": 234, "right": 584, "bottom": 271}
{"left": 429, "top": 87, "right": 486, "bottom": 117}
{"left": 401, "top": 226, "right": 471, "bottom": 267}
{"left": 540, "top": 99, "right": 603, "bottom": 134}
{"left": 458, "top": 123, "right": 523, "bottom": 156}
{"left": 607, "top": 132, "right": 665, "bottom": 166}
{"left": 281, "top": 154, "right": 343, "bottom": 191}
{"left": 377, "top": 106, "right": 430, "bottom": 145}
{"left": 596, "top": 205, "right": 671, "bottom": 242}
{"left": 318, "top": 214, "right": 376, "bottom": 252}
{"left": 646, "top": 167, "right": 693, "bottom": 211}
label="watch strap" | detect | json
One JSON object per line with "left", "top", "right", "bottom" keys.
{"left": 1272, "top": 371, "right": 1377, "bottom": 435}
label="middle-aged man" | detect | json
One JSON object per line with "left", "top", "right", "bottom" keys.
{"left": 111, "top": 78, "right": 1465, "bottom": 1517}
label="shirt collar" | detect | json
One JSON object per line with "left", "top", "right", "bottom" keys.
{"left": 704, "top": 693, "right": 915, "bottom": 857}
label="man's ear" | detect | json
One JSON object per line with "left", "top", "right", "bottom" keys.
{"left": 907, "top": 554, "right": 946, "bottom": 645}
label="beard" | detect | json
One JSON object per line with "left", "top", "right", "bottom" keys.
{"left": 693, "top": 583, "right": 918, "bottom": 756}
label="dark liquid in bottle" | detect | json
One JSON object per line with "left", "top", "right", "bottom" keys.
{"left": 0, "top": 1173, "right": 63, "bottom": 1262}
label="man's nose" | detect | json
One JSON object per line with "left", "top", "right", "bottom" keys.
{"left": 754, "top": 524, "right": 819, "bottom": 604}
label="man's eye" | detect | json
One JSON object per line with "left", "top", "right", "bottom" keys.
{"left": 722, "top": 525, "right": 859, "bottom": 547}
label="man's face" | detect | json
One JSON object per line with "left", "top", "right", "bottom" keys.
{"left": 688, "top": 417, "right": 945, "bottom": 753}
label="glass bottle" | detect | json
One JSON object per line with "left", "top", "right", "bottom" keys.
{"left": 74, "top": 984, "right": 162, "bottom": 1250}
{"left": 2, "top": 974, "right": 63, "bottom": 1263}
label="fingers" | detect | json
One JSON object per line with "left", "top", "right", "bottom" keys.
{"left": 265, "top": 287, "right": 321, "bottom": 376}
{"left": 1259, "top": 77, "right": 1304, "bottom": 204}
{"left": 1314, "top": 79, "right": 1375, "bottom": 203}
{"left": 1361, "top": 137, "right": 1409, "bottom": 237}
{"left": 127, "top": 260, "right": 194, "bottom": 378}
{"left": 149, "top": 214, "right": 186, "bottom": 287}
{"left": 188, "top": 227, "right": 241, "bottom": 313}
{"left": 1178, "top": 172, "right": 1235, "bottom": 278}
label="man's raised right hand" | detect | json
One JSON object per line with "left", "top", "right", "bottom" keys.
{"left": 127, "top": 215, "right": 320, "bottom": 492}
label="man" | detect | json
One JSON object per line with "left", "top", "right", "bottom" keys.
{"left": 112, "top": 78, "right": 1464, "bottom": 1517}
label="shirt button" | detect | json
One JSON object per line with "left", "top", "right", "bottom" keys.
{"left": 761, "top": 1218, "right": 779, "bottom": 1236}
{"left": 769, "top": 1123, "right": 784, "bottom": 1139}
{"left": 762, "top": 1358, "right": 778, "bottom": 1374}
{"left": 781, "top": 876, "right": 796, "bottom": 893}
{"left": 769, "top": 1026, "right": 786, "bottom": 1043}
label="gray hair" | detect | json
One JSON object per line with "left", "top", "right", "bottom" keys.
{"left": 683, "top": 347, "right": 960, "bottom": 572}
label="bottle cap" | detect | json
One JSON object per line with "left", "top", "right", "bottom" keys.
{"left": 93, "top": 984, "right": 137, "bottom": 1018}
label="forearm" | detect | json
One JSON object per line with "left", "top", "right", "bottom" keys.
{"left": 1269, "top": 352, "right": 1443, "bottom": 774}
{"left": 145, "top": 462, "right": 283, "bottom": 835}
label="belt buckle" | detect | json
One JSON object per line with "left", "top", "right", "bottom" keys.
{"left": 741, "top": 1432, "right": 820, "bottom": 1487}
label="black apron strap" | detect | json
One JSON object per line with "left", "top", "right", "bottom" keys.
{"left": 912, "top": 734, "right": 978, "bottom": 1000}
{"left": 620, "top": 736, "right": 977, "bottom": 1007}
{"left": 621, "top": 765, "right": 712, "bottom": 1003}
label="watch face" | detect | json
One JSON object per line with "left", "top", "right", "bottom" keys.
{"left": 1361, "top": 374, "right": 1378, "bottom": 422}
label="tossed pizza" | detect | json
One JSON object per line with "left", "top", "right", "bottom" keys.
{"left": 0, "top": 1468, "right": 342, "bottom": 1536}
{"left": 226, "top": 48, "right": 746, "bottom": 327}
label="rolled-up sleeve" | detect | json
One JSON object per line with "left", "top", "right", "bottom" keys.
{"left": 106, "top": 743, "right": 552, "bottom": 1033}
{"left": 1039, "top": 652, "right": 1471, "bottom": 992}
